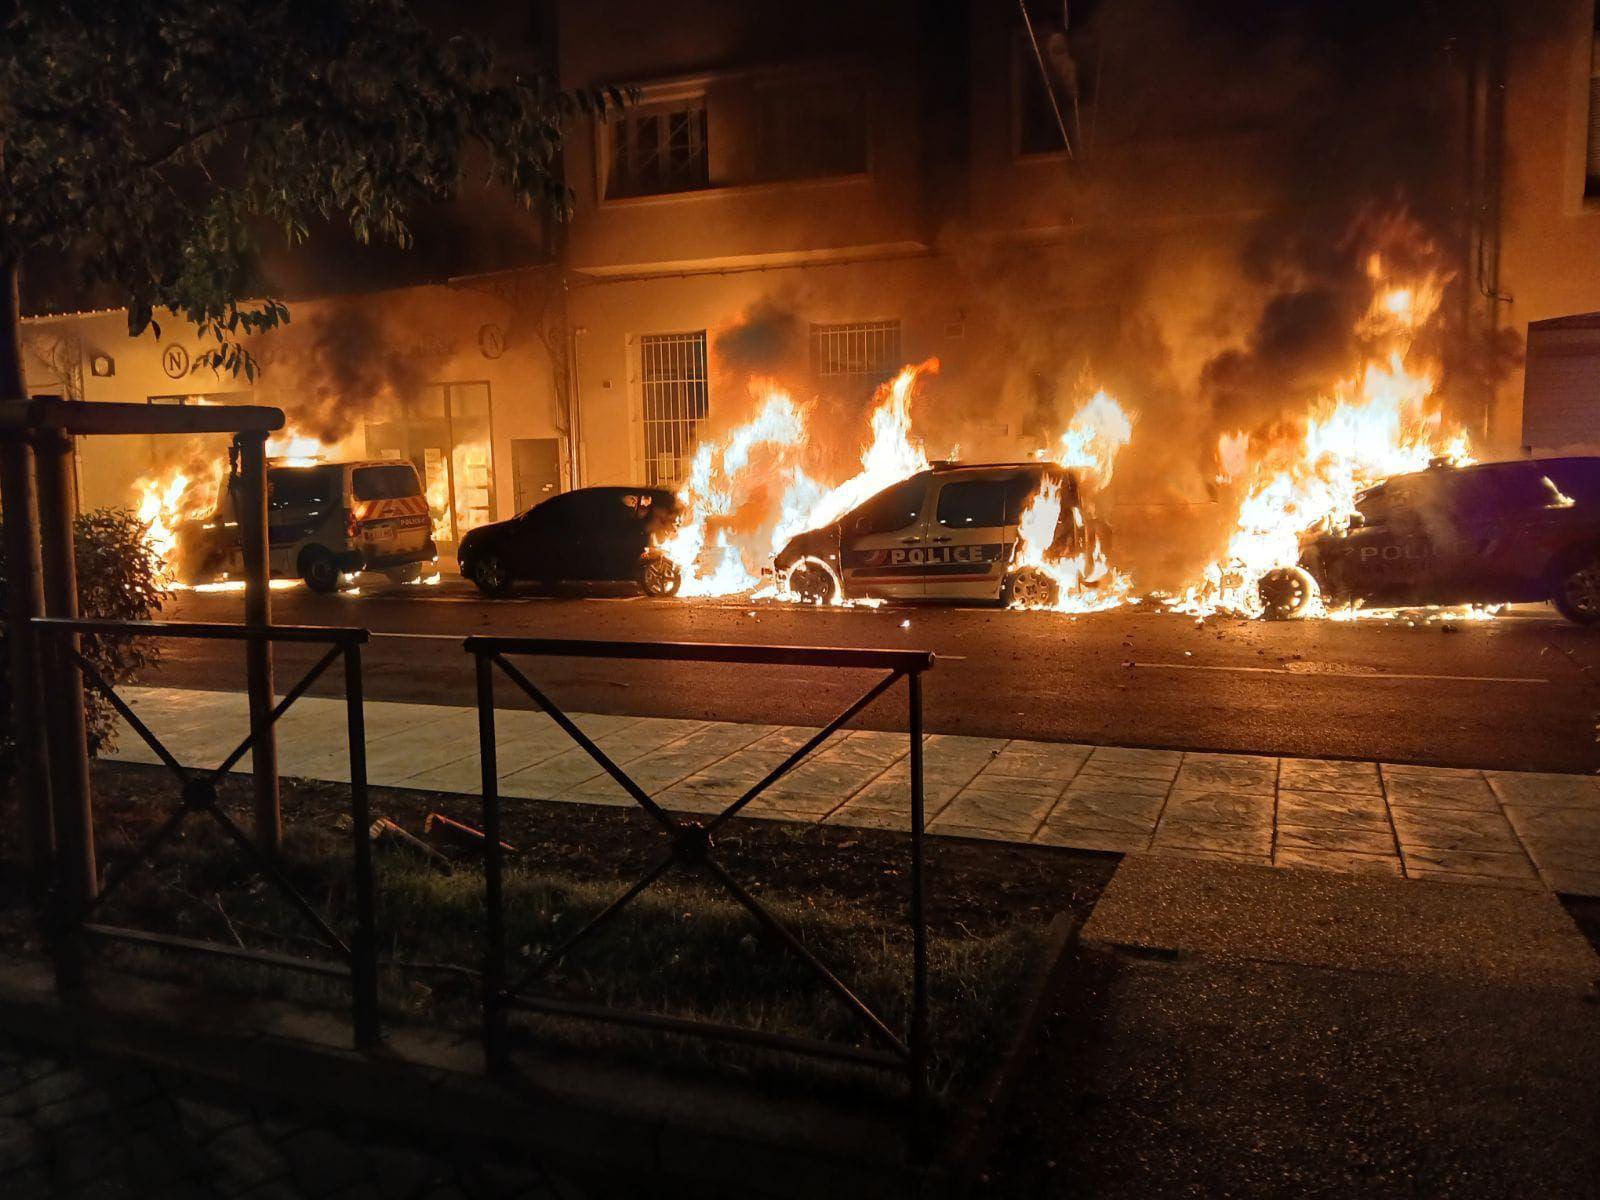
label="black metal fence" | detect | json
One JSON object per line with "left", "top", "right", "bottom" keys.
{"left": 465, "top": 636, "right": 937, "bottom": 1132}
{"left": 31, "top": 617, "right": 381, "bottom": 1048}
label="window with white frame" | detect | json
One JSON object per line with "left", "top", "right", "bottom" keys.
{"left": 810, "top": 320, "right": 902, "bottom": 383}
{"left": 607, "top": 100, "right": 710, "bottom": 199}
{"left": 640, "top": 332, "right": 709, "bottom": 487}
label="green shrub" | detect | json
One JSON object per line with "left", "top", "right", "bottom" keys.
{"left": 0, "top": 506, "right": 167, "bottom": 776}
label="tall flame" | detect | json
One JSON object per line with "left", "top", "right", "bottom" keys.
{"left": 1010, "top": 390, "right": 1135, "bottom": 612}
{"left": 1172, "top": 269, "right": 1473, "bottom": 617}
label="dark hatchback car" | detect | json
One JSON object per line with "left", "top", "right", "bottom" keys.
{"left": 457, "top": 486, "right": 682, "bottom": 597}
{"left": 1258, "top": 456, "right": 1600, "bottom": 623}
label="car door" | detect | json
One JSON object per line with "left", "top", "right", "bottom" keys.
{"left": 837, "top": 474, "right": 933, "bottom": 599}
{"left": 591, "top": 491, "right": 657, "bottom": 579}
{"left": 509, "top": 493, "right": 572, "bottom": 580}
{"left": 1333, "top": 474, "right": 1447, "bottom": 605}
{"left": 924, "top": 474, "right": 1017, "bottom": 600}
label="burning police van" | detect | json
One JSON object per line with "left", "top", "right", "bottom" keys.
{"left": 772, "top": 461, "right": 1097, "bottom": 605}
{"left": 1256, "top": 456, "right": 1600, "bottom": 623}
{"left": 173, "top": 457, "right": 437, "bottom": 591}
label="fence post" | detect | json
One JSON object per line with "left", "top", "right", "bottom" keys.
{"left": 908, "top": 669, "right": 928, "bottom": 1157}
{"left": 34, "top": 426, "right": 95, "bottom": 988}
{"left": 0, "top": 431, "right": 54, "bottom": 897}
{"left": 344, "top": 640, "right": 381, "bottom": 1049}
{"left": 235, "top": 431, "right": 280, "bottom": 854}
{"left": 476, "top": 652, "right": 509, "bottom": 1074}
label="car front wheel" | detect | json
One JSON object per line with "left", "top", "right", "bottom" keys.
{"left": 639, "top": 554, "right": 682, "bottom": 597}
{"left": 1552, "top": 549, "right": 1600, "bottom": 625}
{"left": 1257, "top": 566, "right": 1318, "bottom": 620}
{"left": 470, "top": 553, "right": 514, "bottom": 597}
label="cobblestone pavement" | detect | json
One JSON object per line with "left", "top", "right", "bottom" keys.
{"left": 0, "top": 1037, "right": 576, "bottom": 1199}
{"left": 107, "top": 686, "right": 1600, "bottom": 896}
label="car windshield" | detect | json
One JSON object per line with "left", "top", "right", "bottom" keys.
{"left": 352, "top": 464, "right": 421, "bottom": 501}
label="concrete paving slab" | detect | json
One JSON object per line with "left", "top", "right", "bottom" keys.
{"left": 1384, "top": 770, "right": 1500, "bottom": 811}
{"left": 1033, "top": 814, "right": 1151, "bottom": 853}
{"left": 1399, "top": 845, "right": 1541, "bottom": 880}
{"left": 932, "top": 787, "right": 1054, "bottom": 837}
{"left": 1083, "top": 854, "right": 1600, "bottom": 992}
{"left": 1276, "top": 788, "right": 1390, "bottom": 831}
{"left": 1277, "top": 757, "right": 1383, "bottom": 795}
{"left": 1271, "top": 845, "right": 1404, "bottom": 877}
{"left": 1275, "top": 823, "right": 1398, "bottom": 856}
{"left": 1049, "top": 787, "right": 1165, "bottom": 833}
{"left": 1162, "top": 788, "right": 1273, "bottom": 826}
{"left": 1390, "top": 807, "right": 1523, "bottom": 854}
{"left": 1487, "top": 771, "right": 1600, "bottom": 808}
{"left": 1151, "top": 819, "right": 1274, "bottom": 858}
{"left": 1077, "top": 746, "right": 1182, "bottom": 782}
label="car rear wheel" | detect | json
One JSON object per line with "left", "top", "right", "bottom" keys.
{"left": 1003, "top": 567, "right": 1060, "bottom": 610}
{"left": 639, "top": 554, "right": 682, "bottom": 597}
{"left": 470, "top": 553, "right": 514, "bottom": 597}
{"left": 299, "top": 547, "right": 342, "bottom": 594}
{"left": 384, "top": 564, "right": 424, "bottom": 585}
{"left": 1257, "top": 566, "right": 1318, "bottom": 620}
{"left": 1552, "top": 549, "right": 1600, "bottom": 625}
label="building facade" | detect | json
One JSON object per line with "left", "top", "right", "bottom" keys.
{"left": 22, "top": 0, "right": 1600, "bottom": 543}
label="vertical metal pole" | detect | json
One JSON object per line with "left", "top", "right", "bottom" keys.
{"left": 236, "top": 432, "right": 280, "bottom": 854}
{"left": 907, "top": 669, "right": 928, "bottom": 1158}
{"left": 345, "top": 640, "right": 380, "bottom": 1049}
{"left": 35, "top": 427, "right": 94, "bottom": 988}
{"left": 0, "top": 433, "right": 54, "bottom": 896}
{"left": 477, "top": 652, "right": 509, "bottom": 1073}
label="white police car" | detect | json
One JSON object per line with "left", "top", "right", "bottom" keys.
{"left": 772, "top": 462, "right": 1091, "bottom": 605}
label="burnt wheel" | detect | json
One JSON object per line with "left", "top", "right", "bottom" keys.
{"left": 639, "top": 554, "right": 682, "bottom": 597}
{"left": 299, "top": 547, "right": 341, "bottom": 594}
{"left": 1552, "top": 549, "right": 1600, "bottom": 625}
{"left": 469, "top": 552, "right": 514, "bottom": 597}
{"left": 384, "top": 564, "right": 423, "bottom": 585}
{"left": 785, "top": 560, "right": 839, "bottom": 605}
{"left": 1003, "top": 567, "right": 1060, "bottom": 610}
{"left": 1257, "top": 566, "right": 1318, "bottom": 620}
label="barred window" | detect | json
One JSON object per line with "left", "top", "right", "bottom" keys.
{"left": 810, "top": 320, "right": 902, "bottom": 382}
{"left": 608, "top": 101, "right": 709, "bottom": 199}
{"left": 640, "top": 332, "right": 709, "bottom": 488}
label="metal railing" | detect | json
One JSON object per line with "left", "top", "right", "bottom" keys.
{"left": 466, "top": 636, "right": 936, "bottom": 1136}
{"left": 31, "top": 617, "right": 381, "bottom": 1048}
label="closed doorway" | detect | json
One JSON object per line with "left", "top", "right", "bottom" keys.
{"left": 512, "top": 437, "right": 562, "bottom": 515}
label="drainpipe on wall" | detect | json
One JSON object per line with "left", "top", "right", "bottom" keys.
{"left": 567, "top": 323, "right": 586, "bottom": 489}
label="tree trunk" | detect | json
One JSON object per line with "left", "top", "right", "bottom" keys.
{"left": 0, "top": 257, "right": 28, "bottom": 400}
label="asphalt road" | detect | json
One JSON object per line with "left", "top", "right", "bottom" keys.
{"left": 131, "top": 577, "right": 1600, "bottom": 774}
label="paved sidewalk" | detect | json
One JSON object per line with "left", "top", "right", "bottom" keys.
{"left": 104, "top": 686, "right": 1600, "bottom": 897}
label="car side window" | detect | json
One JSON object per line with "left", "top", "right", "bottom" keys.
{"left": 937, "top": 481, "right": 1009, "bottom": 528}
{"left": 850, "top": 477, "right": 926, "bottom": 535}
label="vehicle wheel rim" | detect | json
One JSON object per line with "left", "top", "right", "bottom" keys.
{"left": 480, "top": 557, "right": 506, "bottom": 589}
{"left": 310, "top": 560, "right": 335, "bottom": 588}
{"left": 1565, "top": 560, "right": 1600, "bottom": 615}
{"left": 1259, "top": 568, "right": 1310, "bottom": 616}
{"left": 643, "top": 558, "right": 678, "bottom": 595}
{"left": 1010, "top": 569, "right": 1056, "bottom": 609}
{"left": 789, "top": 563, "right": 836, "bottom": 604}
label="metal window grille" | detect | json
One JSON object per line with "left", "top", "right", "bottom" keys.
{"left": 640, "top": 332, "right": 709, "bottom": 488}
{"left": 608, "top": 103, "right": 709, "bottom": 198}
{"left": 811, "top": 320, "right": 902, "bottom": 381}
